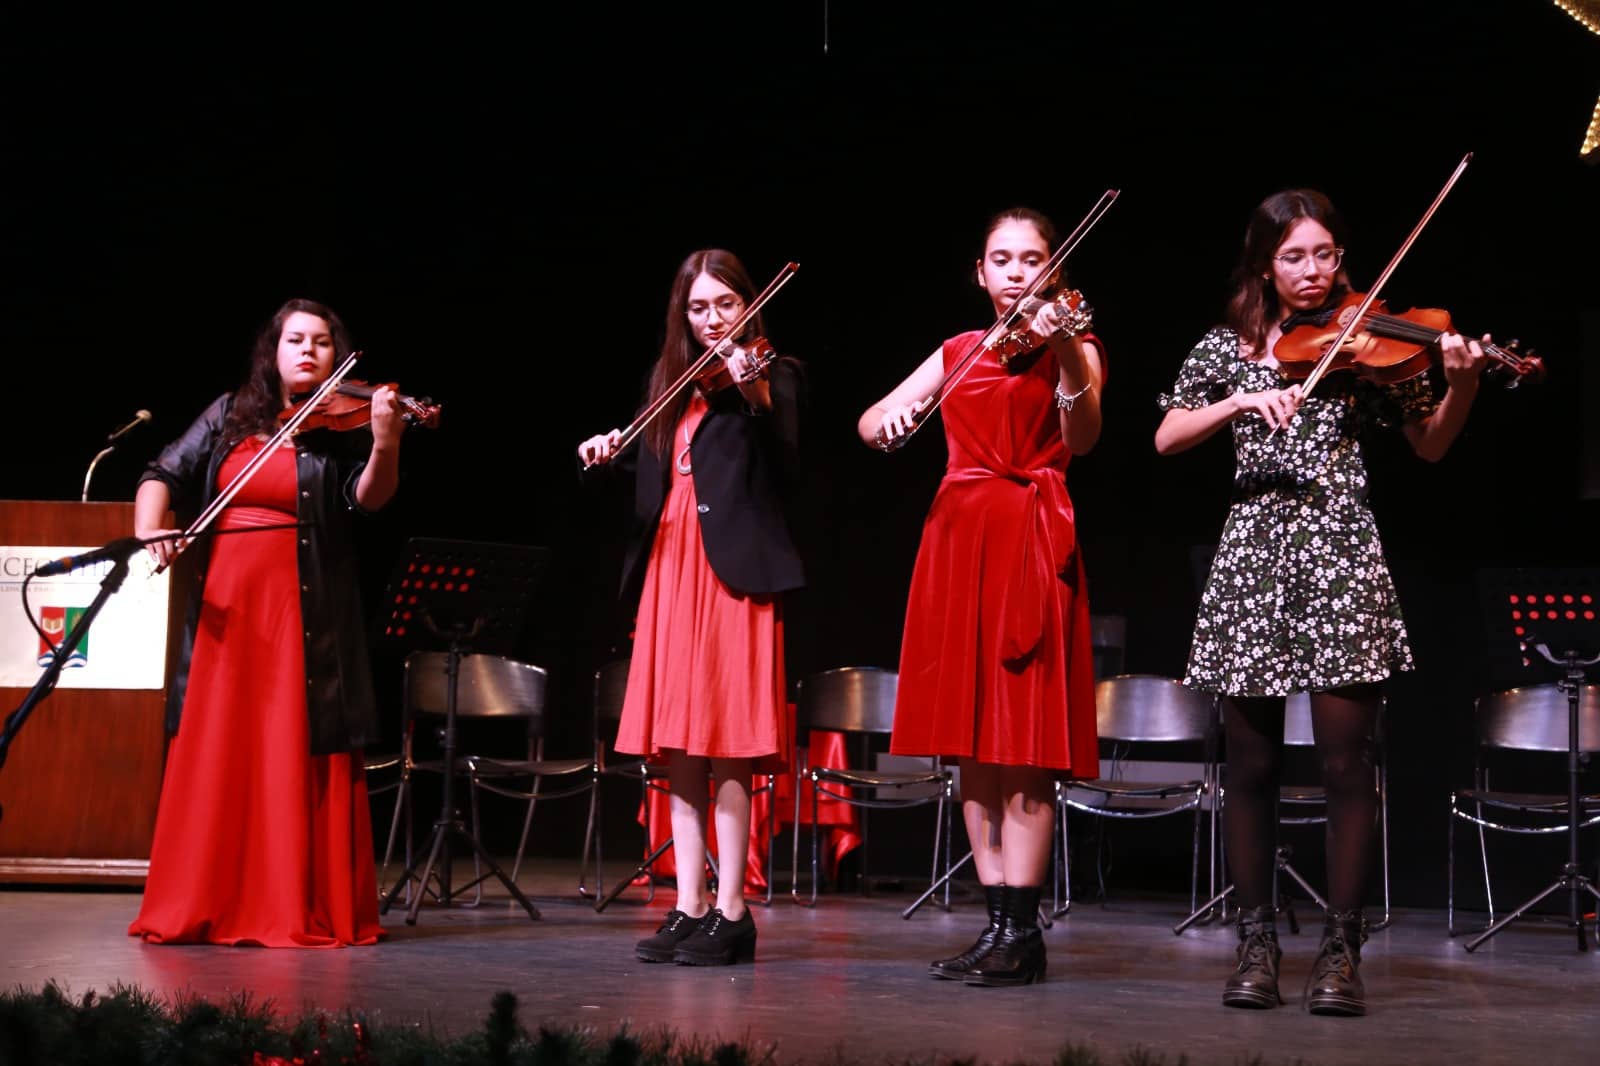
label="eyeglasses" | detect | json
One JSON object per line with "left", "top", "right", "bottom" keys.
{"left": 1273, "top": 247, "right": 1344, "bottom": 274}
{"left": 686, "top": 296, "right": 745, "bottom": 320}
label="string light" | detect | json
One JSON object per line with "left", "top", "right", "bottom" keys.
{"left": 1552, "top": 2, "right": 1600, "bottom": 160}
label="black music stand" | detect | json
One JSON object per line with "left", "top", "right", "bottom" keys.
{"left": 377, "top": 538, "right": 548, "bottom": 926}
{"left": 1467, "top": 569, "right": 1600, "bottom": 951}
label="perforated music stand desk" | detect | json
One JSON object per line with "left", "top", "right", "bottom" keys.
{"left": 377, "top": 538, "right": 549, "bottom": 925}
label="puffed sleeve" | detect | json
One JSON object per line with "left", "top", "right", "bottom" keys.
{"left": 1158, "top": 328, "right": 1240, "bottom": 411}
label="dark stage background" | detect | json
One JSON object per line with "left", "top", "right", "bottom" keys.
{"left": 4, "top": 2, "right": 1598, "bottom": 907}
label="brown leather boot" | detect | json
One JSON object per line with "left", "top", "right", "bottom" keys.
{"left": 1306, "top": 909, "right": 1366, "bottom": 1016}
{"left": 1222, "top": 905, "right": 1284, "bottom": 1009}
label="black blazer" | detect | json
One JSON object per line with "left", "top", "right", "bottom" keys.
{"left": 617, "top": 358, "right": 807, "bottom": 605}
{"left": 140, "top": 393, "right": 381, "bottom": 756}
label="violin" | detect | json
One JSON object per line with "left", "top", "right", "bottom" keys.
{"left": 1273, "top": 290, "right": 1545, "bottom": 387}
{"left": 279, "top": 379, "right": 443, "bottom": 433}
{"left": 692, "top": 336, "right": 778, "bottom": 396}
{"left": 987, "top": 290, "right": 1094, "bottom": 368}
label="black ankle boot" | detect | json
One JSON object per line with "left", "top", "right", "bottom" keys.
{"left": 964, "top": 885, "right": 1045, "bottom": 986}
{"left": 672, "top": 907, "right": 758, "bottom": 966}
{"left": 635, "top": 909, "right": 706, "bottom": 962}
{"left": 1222, "top": 905, "right": 1283, "bottom": 1009}
{"left": 1306, "top": 908, "right": 1366, "bottom": 1016}
{"left": 929, "top": 884, "right": 1004, "bottom": 979}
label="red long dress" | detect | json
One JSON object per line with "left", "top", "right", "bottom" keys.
{"left": 889, "top": 333, "right": 1100, "bottom": 775}
{"left": 615, "top": 393, "right": 789, "bottom": 776}
{"left": 129, "top": 440, "right": 383, "bottom": 947}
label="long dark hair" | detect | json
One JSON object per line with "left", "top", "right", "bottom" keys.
{"left": 641, "top": 249, "right": 766, "bottom": 460}
{"left": 980, "top": 206, "right": 1064, "bottom": 295}
{"left": 1225, "top": 190, "right": 1350, "bottom": 353}
{"left": 223, "top": 298, "right": 351, "bottom": 440}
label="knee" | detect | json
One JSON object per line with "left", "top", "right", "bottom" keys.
{"left": 1319, "top": 740, "right": 1377, "bottom": 792}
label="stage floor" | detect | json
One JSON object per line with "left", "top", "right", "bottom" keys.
{"left": 3, "top": 864, "right": 1597, "bottom": 1065}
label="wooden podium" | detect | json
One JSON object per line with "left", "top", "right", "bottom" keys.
{"left": 0, "top": 501, "right": 175, "bottom": 884}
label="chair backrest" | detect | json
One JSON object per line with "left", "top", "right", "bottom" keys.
{"left": 404, "top": 652, "right": 548, "bottom": 731}
{"left": 1094, "top": 675, "right": 1214, "bottom": 743}
{"left": 1090, "top": 614, "right": 1127, "bottom": 679}
{"left": 593, "top": 659, "right": 631, "bottom": 725}
{"left": 796, "top": 667, "right": 898, "bottom": 734}
{"left": 1476, "top": 683, "right": 1600, "bottom": 753}
{"left": 1284, "top": 691, "right": 1315, "bottom": 747}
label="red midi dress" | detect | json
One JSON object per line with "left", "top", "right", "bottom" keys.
{"left": 889, "top": 333, "right": 1100, "bottom": 775}
{"left": 129, "top": 439, "right": 383, "bottom": 947}
{"left": 614, "top": 393, "right": 789, "bottom": 774}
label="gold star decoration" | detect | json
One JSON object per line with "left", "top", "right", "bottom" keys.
{"left": 1552, "top": 1, "right": 1600, "bottom": 159}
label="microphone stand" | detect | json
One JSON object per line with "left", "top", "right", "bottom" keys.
{"left": 1465, "top": 639, "right": 1600, "bottom": 952}
{"left": 81, "top": 445, "right": 118, "bottom": 503}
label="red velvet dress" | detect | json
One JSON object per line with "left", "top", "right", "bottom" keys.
{"left": 889, "top": 333, "right": 1100, "bottom": 775}
{"left": 129, "top": 440, "right": 383, "bottom": 947}
{"left": 615, "top": 393, "right": 789, "bottom": 776}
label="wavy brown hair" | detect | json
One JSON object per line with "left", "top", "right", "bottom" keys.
{"left": 1225, "top": 190, "right": 1350, "bottom": 353}
{"left": 641, "top": 249, "right": 766, "bottom": 460}
{"left": 222, "top": 299, "right": 351, "bottom": 440}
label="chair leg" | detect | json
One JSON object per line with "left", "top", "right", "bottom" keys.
{"left": 1476, "top": 801, "right": 1494, "bottom": 924}
{"left": 1375, "top": 761, "right": 1392, "bottom": 930}
{"left": 466, "top": 772, "right": 484, "bottom": 906}
{"left": 380, "top": 773, "right": 409, "bottom": 897}
{"left": 1189, "top": 790, "right": 1204, "bottom": 917}
{"left": 803, "top": 773, "right": 821, "bottom": 907}
{"left": 763, "top": 773, "right": 777, "bottom": 907}
{"left": 577, "top": 776, "right": 600, "bottom": 900}
{"left": 510, "top": 786, "right": 539, "bottom": 885}
{"left": 790, "top": 753, "right": 805, "bottom": 903}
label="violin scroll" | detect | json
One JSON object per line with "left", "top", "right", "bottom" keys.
{"left": 693, "top": 336, "right": 778, "bottom": 396}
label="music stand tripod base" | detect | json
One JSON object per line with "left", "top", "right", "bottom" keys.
{"left": 376, "top": 538, "right": 549, "bottom": 925}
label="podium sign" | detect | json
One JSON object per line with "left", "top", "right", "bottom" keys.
{"left": 0, "top": 502, "right": 173, "bottom": 883}
{"left": 0, "top": 545, "right": 169, "bottom": 688}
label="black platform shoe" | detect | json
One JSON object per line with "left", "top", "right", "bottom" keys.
{"left": 1222, "top": 905, "right": 1284, "bottom": 1009}
{"left": 929, "top": 884, "right": 1005, "bottom": 979}
{"left": 964, "top": 885, "right": 1045, "bottom": 986}
{"left": 673, "top": 907, "right": 757, "bottom": 966}
{"left": 635, "top": 909, "right": 706, "bottom": 963}
{"left": 1306, "top": 909, "right": 1367, "bottom": 1016}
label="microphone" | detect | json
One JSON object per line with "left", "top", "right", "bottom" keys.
{"left": 107, "top": 410, "right": 152, "bottom": 444}
{"left": 33, "top": 537, "right": 148, "bottom": 578}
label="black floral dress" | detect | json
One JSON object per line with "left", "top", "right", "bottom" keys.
{"left": 1159, "top": 327, "right": 1437, "bottom": 696}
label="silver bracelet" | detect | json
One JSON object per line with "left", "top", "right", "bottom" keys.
{"left": 1054, "top": 381, "right": 1093, "bottom": 411}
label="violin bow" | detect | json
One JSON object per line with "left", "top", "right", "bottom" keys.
{"left": 877, "top": 188, "right": 1120, "bottom": 452}
{"left": 152, "top": 350, "right": 362, "bottom": 575}
{"left": 601, "top": 262, "right": 801, "bottom": 464}
{"left": 1297, "top": 153, "right": 1472, "bottom": 401}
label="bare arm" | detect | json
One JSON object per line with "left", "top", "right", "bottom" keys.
{"left": 133, "top": 479, "right": 182, "bottom": 566}
{"left": 856, "top": 347, "right": 945, "bottom": 447}
{"left": 1049, "top": 335, "right": 1105, "bottom": 455}
{"left": 354, "top": 387, "right": 402, "bottom": 510}
{"left": 1401, "top": 332, "right": 1486, "bottom": 462}
{"left": 1155, "top": 387, "right": 1303, "bottom": 455}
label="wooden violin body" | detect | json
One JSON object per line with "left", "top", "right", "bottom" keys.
{"left": 280, "top": 380, "right": 442, "bottom": 433}
{"left": 693, "top": 336, "right": 777, "bottom": 396}
{"left": 1273, "top": 291, "right": 1544, "bottom": 386}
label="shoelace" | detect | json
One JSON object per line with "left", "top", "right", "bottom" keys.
{"left": 1237, "top": 930, "right": 1276, "bottom": 973}
{"left": 701, "top": 911, "right": 724, "bottom": 937}
{"left": 1301, "top": 932, "right": 1357, "bottom": 1009}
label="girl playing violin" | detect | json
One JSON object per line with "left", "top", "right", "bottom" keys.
{"left": 129, "top": 298, "right": 404, "bottom": 947}
{"left": 579, "top": 249, "right": 805, "bottom": 966}
{"left": 1155, "top": 189, "right": 1486, "bottom": 1015}
{"left": 858, "top": 207, "right": 1105, "bottom": 986}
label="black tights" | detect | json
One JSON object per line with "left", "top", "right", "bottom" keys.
{"left": 1222, "top": 684, "right": 1380, "bottom": 912}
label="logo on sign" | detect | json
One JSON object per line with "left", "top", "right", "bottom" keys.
{"left": 37, "top": 606, "right": 89, "bottom": 668}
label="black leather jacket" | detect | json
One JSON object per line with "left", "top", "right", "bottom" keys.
{"left": 617, "top": 358, "right": 807, "bottom": 605}
{"left": 140, "top": 393, "right": 380, "bottom": 755}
